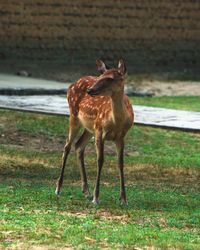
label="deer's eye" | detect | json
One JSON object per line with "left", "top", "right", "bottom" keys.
{"left": 105, "top": 78, "right": 114, "bottom": 84}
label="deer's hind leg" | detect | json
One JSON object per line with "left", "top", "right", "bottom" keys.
{"left": 75, "top": 129, "right": 92, "bottom": 198}
{"left": 55, "top": 116, "right": 80, "bottom": 196}
{"left": 93, "top": 130, "right": 104, "bottom": 205}
{"left": 115, "top": 138, "right": 127, "bottom": 205}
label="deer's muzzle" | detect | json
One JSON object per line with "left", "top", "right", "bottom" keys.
{"left": 87, "top": 88, "right": 99, "bottom": 96}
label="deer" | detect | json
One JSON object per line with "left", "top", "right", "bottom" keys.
{"left": 55, "top": 59, "right": 134, "bottom": 205}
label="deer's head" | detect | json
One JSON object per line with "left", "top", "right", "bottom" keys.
{"left": 87, "top": 59, "right": 127, "bottom": 97}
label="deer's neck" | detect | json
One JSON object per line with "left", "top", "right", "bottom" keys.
{"left": 110, "top": 90, "right": 126, "bottom": 124}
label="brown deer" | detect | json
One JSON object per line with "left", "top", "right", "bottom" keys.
{"left": 55, "top": 59, "right": 134, "bottom": 204}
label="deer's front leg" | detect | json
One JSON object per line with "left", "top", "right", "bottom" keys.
{"left": 115, "top": 139, "right": 127, "bottom": 205}
{"left": 55, "top": 118, "right": 80, "bottom": 196}
{"left": 55, "top": 139, "right": 71, "bottom": 196}
{"left": 92, "top": 131, "right": 104, "bottom": 205}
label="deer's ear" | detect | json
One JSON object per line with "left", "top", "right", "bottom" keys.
{"left": 118, "top": 59, "right": 127, "bottom": 76}
{"left": 96, "top": 59, "right": 108, "bottom": 73}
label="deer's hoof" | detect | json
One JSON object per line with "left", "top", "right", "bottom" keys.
{"left": 120, "top": 201, "right": 128, "bottom": 206}
{"left": 55, "top": 189, "right": 61, "bottom": 197}
{"left": 82, "top": 189, "right": 92, "bottom": 200}
{"left": 92, "top": 198, "right": 100, "bottom": 205}
{"left": 119, "top": 197, "right": 128, "bottom": 206}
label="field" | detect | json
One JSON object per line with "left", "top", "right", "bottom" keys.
{"left": 131, "top": 96, "right": 200, "bottom": 112}
{"left": 0, "top": 97, "right": 200, "bottom": 249}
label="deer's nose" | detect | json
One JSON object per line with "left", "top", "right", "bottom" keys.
{"left": 87, "top": 88, "right": 93, "bottom": 95}
{"left": 87, "top": 87, "right": 100, "bottom": 96}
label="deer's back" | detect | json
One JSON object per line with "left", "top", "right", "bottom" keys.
{"left": 67, "top": 77, "right": 92, "bottom": 115}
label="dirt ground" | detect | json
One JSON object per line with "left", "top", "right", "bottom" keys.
{"left": 0, "top": 129, "right": 138, "bottom": 157}
{"left": 129, "top": 80, "right": 200, "bottom": 96}
{"left": 0, "top": 61, "right": 200, "bottom": 96}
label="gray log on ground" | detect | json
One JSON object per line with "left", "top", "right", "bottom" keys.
{"left": 0, "top": 95, "right": 199, "bottom": 131}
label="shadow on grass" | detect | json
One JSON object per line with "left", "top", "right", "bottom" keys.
{"left": 1, "top": 158, "right": 199, "bottom": 188}
{"left": 1, "top": 160, "right": 199, "bottom": 215}
{"left": 0, "top": 160, "right": 80, "bottom": 181}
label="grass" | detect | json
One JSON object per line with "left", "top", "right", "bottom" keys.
{"left": 0, "top": 109, "right": 200, "bottom": 249}
{"left": 129, "top": 96, "right": 200, "bottom": 112}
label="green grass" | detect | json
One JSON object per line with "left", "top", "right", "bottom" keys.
{"left": 1, "top": 182, "right": 200, "bottom": 249}
{"left": 129, "top": 96, "right": 200, "bottom": 112}
{"left": 0, "top": 109, "right": 200, "bottom": 249}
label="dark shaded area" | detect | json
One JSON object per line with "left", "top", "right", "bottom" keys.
{"left": 1, "top": 1, "right": 200, "bottom": 80}
{"left": 1, "top": 40, "right": 200, "bottom": 78}
{"left": 0, "top": 88, "right": 66, "bottom": 95}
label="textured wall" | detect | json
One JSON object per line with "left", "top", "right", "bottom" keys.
{"left": 0, "top": 0, "right": 200, "bottom": 72}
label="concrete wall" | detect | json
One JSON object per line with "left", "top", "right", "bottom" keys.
{"left": 0, "top": 0, "right": 200, "bottom": 72}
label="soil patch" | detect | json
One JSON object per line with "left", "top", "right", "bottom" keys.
{"left": 0, "top": 129, "right": 136, "bottom": 156}
{"left": 0, "top": 129, "right": 64, "bottom": 152}
{"left": 0, "top": 62, "right": 200, "bottom": 96}
{"left": 129, "top": 80, "right": 200, "bottom": 96}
